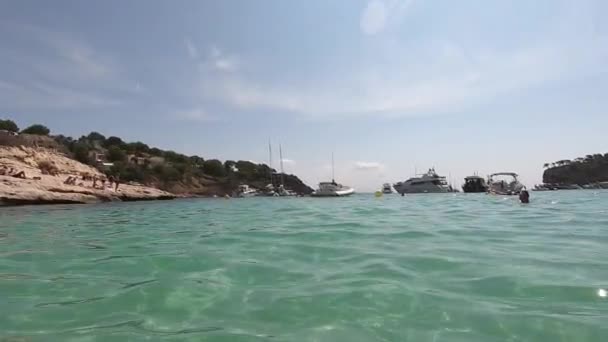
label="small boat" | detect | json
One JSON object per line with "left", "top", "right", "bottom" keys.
{"left": 311, "top": 153, "right": 355, "bottom": 197}
{"left": 275, "top": 146, "right": 297, "bottom": 196}
{"left": 236, "top": 184, "right": 257, "bottom": 198}
{"left": 553, "top": 184, "right": 583, "bottom": 190}
{"left": 393, "top": 168, "right": 449, "bottom": 195}
{"left": 381, "top": 183, "right": 393, "bottom": 194}
{"left": 582, "top": 183, "right": 602, "bottom": 190}
{"left": 311, "top": 181, "right": 355, "bottom": 197}
{"left": 462, "top": 175, "right": 488, "bottom": 193}
{"left": 276, "top": 184, "right": 296, "bottom": 196}
{"left": 256, "top": 184, "right": 279, "bottom": 197}
{"left": 487, "top": 172, "right": 524, "bottom": 195}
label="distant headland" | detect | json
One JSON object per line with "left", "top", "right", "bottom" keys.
{"left": 538, "top": 154, "right": 608, "bottom": 190}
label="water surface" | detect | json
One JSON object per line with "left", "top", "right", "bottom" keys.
{"left": 1, "top": 191, "right": 607, "bottom": 341}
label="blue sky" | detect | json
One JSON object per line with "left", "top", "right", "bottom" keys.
{"left": 1, "top": 0, "right": 607, "bottom": 191}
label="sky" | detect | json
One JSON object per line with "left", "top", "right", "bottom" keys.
{"left": 1, "top": 0, "right": 607, "bottom": 191}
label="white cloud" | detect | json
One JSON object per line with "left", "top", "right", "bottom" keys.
{"left": 188, "top": 1, "right": 607, "bottom": 121}
{"left": 281, "top": 158, "right": 295, "bottom": 165}
{"left": 199, "top": 46, "right": 239, "bottom": 73}
{"left": 0, "top": 80, "right": 121, "bottom": 110}
{"left": 185, "top": 38, "right": 199, "bottom": 59}
{"left": 354, "top": 161, "right": 385, "bottom": 170}
{"left": 360, "top": 0, "right": 415, "bottom": 35}
{"left": 174, "top": 108, "right": 213, "bottom": 122}
{"left": 214, "top": 58, "right": 238, "bottom": 72}
{"left": 360, "top": 0, "right": 388, "bottom": 35}
{"left": 0, "top": 24, "right": 132, "bottom": 110}
{"left": 198, "top": 38, "right": 608, "bottom": 119}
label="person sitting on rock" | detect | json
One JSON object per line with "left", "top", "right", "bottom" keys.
{"left": 11, "top": 170, "right": 26, "bottom": 179}
{"left": 64, "top": 176, "right": 77, "bottom": 185}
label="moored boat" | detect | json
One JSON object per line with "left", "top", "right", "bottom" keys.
{"left": 311, "top": 181, "right": 355, "bottom": 197}
{"left": 462, "top": 175, "right": 488, "bottom": 193}
{"left": 393, "top": 168, "right": 449, "bottom": 195}
{"left": 236, "top": 184, "right": 257, "bottom": 197}
{"left": 311, "top": 152, "right": 354, "bottom": 197}
{"left": 382, "top": 183, "right": 393, "bottom": 194}
{"left": 487, "top": 172, "right": 524, "bottom": 195}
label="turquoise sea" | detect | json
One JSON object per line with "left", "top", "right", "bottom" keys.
{"left": 1, "top": 191, "right": 607, "bottom": 341}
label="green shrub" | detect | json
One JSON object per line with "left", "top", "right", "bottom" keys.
{"left": 107, "top": 146, "right": 127, "bottom": 162}
{"left": 0, "top": 119, "right": 19, "bottom": 133}
{"left": 21, "top": 124, "right": 50, "bottom": 135}
{"left": 203, "top": 159, "right": 226, "bottom": 177}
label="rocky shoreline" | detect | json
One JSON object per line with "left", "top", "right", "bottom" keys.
{"left": 0, "top": 146, "right": 175, "bottom": 206}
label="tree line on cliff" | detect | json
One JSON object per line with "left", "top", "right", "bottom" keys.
{"left": 542, "top": 153, "right": 608, "bottom": 184}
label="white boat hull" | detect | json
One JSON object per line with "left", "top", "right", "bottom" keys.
{"left": 311, "top": 187, "right": 355, "bottom": 197}
{"left": 237, "top": 191, "right": 257, "bottom": 198}
{"left": 393, "top": 182, "right": 449, "bottom": 194}
{"left": 487, "top": 173, "right": 524, "bottom": 195}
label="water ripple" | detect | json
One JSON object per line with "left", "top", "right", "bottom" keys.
{"left": 1, "top": 192, "right": 607, "bottom": 340}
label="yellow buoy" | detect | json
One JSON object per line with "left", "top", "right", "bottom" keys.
{"left": 374, "top": 191, "right": 382, "bottom": 197}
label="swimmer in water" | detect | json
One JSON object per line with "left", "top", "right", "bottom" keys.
{"left": 519, "top": 190, "right": 530, "bottom": 203}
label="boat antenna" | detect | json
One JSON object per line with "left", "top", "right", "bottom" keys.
{"left": 332, "top": 152, "right": 335, "bottom": 183}
{"left": 279, "top": 143, "right": 285, "bottom": 186}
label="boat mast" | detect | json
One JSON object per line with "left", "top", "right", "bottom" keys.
{"left": 332, "top": 152, "right": 335, "bottom": 183}
{"left": 268, "top": 139, "right": 273, "bottom": 185}
{"left": 279, "top": 144, "right": 285, "bottom": 186}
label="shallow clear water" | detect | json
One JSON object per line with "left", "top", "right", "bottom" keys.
{"left": 1, "top": 191, "right": 607, "bottom": 341}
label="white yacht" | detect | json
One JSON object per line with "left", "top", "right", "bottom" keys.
{"left": 382, "top": 183, "right": 393, "bottom": 194}
{"left": 256, "top": 183, "right": 279, "bottom": 197}
{"left": 393, "top": 168, "right": 449, "bottom": 195}
{"left": 311, "top": 153, "right": 355, "bottom": 197}
{"left": 487, "top": 172, "right": 524, "bottom": 195}
{"left": 236, "top": 184, "right": 257, "bottom": 198}
{"left": 311, "top": 181, "right": 355, "bottom": 197}
{"left": 276, "top": 184, "right": 296, "bottom": 196}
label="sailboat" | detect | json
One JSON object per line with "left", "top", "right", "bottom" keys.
{"left": 276, "top": 144, "right": 296, "bottom": 196}
{"left": 256, "top": 140, "right": 279, "bottom": 197}
{"left": 311, "top": 153, "right": 355, "bottom": 197}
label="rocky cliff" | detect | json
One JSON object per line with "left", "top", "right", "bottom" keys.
{"left": 542, "top": 154, "right": 608, "bottom": 184}
{"left": 0, "top": 146, "right": 175, "bottom": 205}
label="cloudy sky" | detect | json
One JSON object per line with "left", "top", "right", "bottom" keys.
{"left": 1, "top": 0, "right": 607, "bottom": 191}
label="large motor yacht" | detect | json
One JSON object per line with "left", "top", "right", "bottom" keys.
{"left": 393, "top": 168, "right": 449, "bottom": 195}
